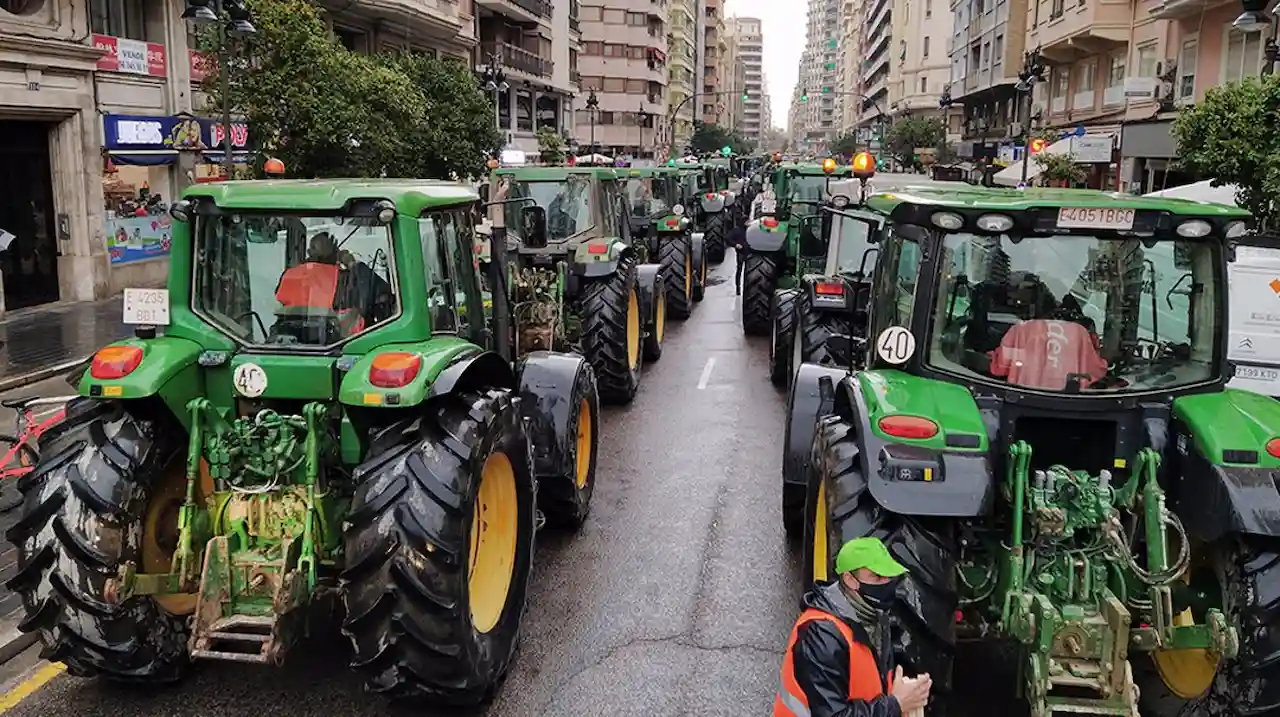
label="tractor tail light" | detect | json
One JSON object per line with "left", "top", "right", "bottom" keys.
{"left": 1267, "top": 438, "right": 1280, "bottom": 459}
{"left": 665, "top": 218, "right": 680, "bottom": 228}
{"left": 587, "top": 243, "right": 609, "bottom": 254}
{"left": 762, "top": 217, "right": 779, "bottom": 228}
{"left": 878, "top": 415, "right": 938, "bottom": 440}
{"left": 815, "top": 281, "right": 844, "bottom": 295}
{"left": 90, "top": 346, "right": 144, "bottom": 380}
{"left": 369, "top": 352, "right": 422, "bottom": 388}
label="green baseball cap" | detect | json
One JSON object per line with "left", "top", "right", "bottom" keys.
{"left": 835, "top": 537, "right": 907, "bottom": 577}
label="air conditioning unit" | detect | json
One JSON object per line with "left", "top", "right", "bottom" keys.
{"left": 1008, "top": 121, "right": 1022, "bottom": 137}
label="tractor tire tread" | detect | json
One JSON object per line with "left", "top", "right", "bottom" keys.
{"left": 742, "top": 254, "right": 778, "bottom": 336}
{"left": 659, "top": 237, "right": 694, "bottom": 320}
{"left": 580, "top": 259, "right": 641, "bottom": 405}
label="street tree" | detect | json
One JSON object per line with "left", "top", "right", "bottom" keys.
{"left": 1173, "top": 76, "right": 1280, "bottom": 226}
{"left": 690, "top": 121, "right": 753, "bottom": 155}
{"left": 884, "top": 116, "right": 946, "bottom": 167}
{"left": 386, "top": 52, "right": 503, "bottom": 179}
{"left": 1035, "top": 152, "right": 1086, "bottom": 186}
{"left": 536, "top": 126, "right": 567, "bottom": 165}
{"left": 829, "top": 133, "right": 861, "bottom": 157}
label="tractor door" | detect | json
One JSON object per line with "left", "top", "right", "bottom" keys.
{"left": 864, "top": 223, "right": 928, "bottom": 369}
{"left": 421, "top": 206, "right": 489, "bottom": 347}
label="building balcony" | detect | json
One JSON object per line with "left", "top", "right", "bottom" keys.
{"left": 1032, "top": 2, "right": 1129, "bottom": 63}
{"left": 481, "top": 41, "right": 552, "bottom": 78}
{"left": 1147, "top": 0, "right": 1234, "bottom": 20}
{"left": 327, "top": 0, "right": 470, "bottom": 39}
{"left": 475, "top": 0, "right": 552, "bottom": 24}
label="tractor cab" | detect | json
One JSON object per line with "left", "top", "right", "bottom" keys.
{"left": 622, "top": 166, "right": 690, "bottom": 259}
{"left": 489, "top": 166, "right": 623, "bottom": 256}
{"left": 785, "top": 184, "right": 1280, "bottom": 717}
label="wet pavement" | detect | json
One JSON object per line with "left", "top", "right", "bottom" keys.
{"left": 0, "top": 298, "right": 125, "bottom": 387}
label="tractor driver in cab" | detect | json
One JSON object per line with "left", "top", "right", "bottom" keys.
{"left": 275, "top": 230, "right": 394, "bottom": 340}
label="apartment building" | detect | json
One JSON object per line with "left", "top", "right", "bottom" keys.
{"left": 890, "top": 0, "right": 957, "bottom": 131}
{"left": 575, "top": 0, "right": 668, "bottom": 159}
{"left": 859, "top": 0, "right": 892, "bottom": 137}
{"left": 666, "top": 0, "right": 697, "bottom": 150}
{"left": 791, "top": 0, "right": 843, "bottom": 150}
{"left": 947, "top": 0, "right": 1028, "bottom": 165}
{"left": 475, "top": 0, "right": 579, "bottom": 155}
{"left": 723, "top": 13, "right": 741, "bottom": 129}
{"left": 733, "top": 17, "right": 767, "bottom": 142}
{"left": 698, "top": 0, "right": 728, "bottom": 126}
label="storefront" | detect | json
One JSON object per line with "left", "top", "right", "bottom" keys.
{"left": 101, "top": 113, "right": 250, "bottom": 267}
{"left": 1119, "top": 118, "right": 1199, "bottom": 195}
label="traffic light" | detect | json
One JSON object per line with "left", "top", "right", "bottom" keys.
{"left": 742, "top": 93, "right": 749, "bottom": 100}
{"left": 800, "top": 92, "right": 809, "bottom": 104}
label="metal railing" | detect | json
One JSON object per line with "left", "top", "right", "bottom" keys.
{"left": 481, "top": 41, "right": 552, "bottom": 77}
{"left": 507, "top": 0, "right": 552, "bottom": 19}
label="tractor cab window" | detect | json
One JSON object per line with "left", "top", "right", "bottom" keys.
{"left": 789, "top": 176, "right": 829, "bottom": 217}
{"left": 827, "top": 214, "right": 878, "bottom": 277}
{"left": 625, "top": 177, "right": 669, "bottom": 217}
{"left": 928, "top": 232, "right": 1221, "bottom": 393}
{"left": 680, "top": 172, "right": 700, "bottom": 199}
{"left": 193, "top": 213, "right": 398, "bottom": 347}
{"left": 420, "top": 209, "right": 485, "bottom": 338}
{"left": 871, "top": 229, "right": 921, "bottom": 330}
{"left": 503, "top": 178, "right": 594, "bottom": 241}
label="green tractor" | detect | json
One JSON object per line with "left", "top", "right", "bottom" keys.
{"left": 623, "top": 166, "right": 708, "bottom": 317}
{"left": 6, "top": 180, "right": 600, "bottom": 706}
{"left": 490, "top": 166, "right": 664, "bottom": 404}
{"left": 675, "top": 161, "right": 735, "bottom": 265}
{"left": 741, "top": 160, "right": 855, "bottom": 337}
{"left": 785, "top": 185, "right": 1278, "bottom": 716}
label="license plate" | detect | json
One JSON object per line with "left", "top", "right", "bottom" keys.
{"left": 1237, "top": 365, "right": 1280, "bottom": 381}
{"left": 122, "top": 288, "right": 170, "bottom": 326}
{"left": 1057, "top": 207, "right": 1135, "bottom": 231}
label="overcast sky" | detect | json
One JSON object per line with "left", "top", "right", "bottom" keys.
{"left": 725, "top": 0, "right": 804, "bottom": 131}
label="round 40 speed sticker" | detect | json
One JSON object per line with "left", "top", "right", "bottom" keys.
{"left": 876, "top": 326, "right": 916, "bottom": 364}
{"left": 233, "top": 363, "right": 269, "bottom": 398}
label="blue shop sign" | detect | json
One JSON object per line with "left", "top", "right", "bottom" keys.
{"left": 102, "top": 114, "right": 252, "bottom": 166}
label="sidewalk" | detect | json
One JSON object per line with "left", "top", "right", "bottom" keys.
{"left": 0, "top": 296, "right": 128, "bottom": 391}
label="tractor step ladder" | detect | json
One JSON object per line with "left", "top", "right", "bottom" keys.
{"left": 190, "top": 614, "right": 277, "bottom": 664}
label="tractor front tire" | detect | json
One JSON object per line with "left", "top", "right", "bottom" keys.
{"left": 341, "top": 389, "right": 536, "bottom": 706}
{"left": 804, "top": 415, "right": 959, "bottom": 699}
{"left": 705, "top": 217, "right": 727, "bottom": 264}
{"left": 659, "top": 236, "right": 694, "bottom": 320}
{"left": 643, "top": 269, "right": 665, "bottom": 364}
{"left": 795, "top": 290, "right": 852, "bottom": 368}
{"left": 5, "top": 399, "right": 190, "bottom": 683}
{"left": 581, "top": 259, "right": 643, "bottom": 405}
{"left": 742, "top": 253, "right": 778, "bottom": 336}
{"left": 769, "top": 289, "right": 798, "bottom": 388}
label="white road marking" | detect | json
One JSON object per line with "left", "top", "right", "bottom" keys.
{"left": 697, "top": 357, "right": 716, "bottom": 389}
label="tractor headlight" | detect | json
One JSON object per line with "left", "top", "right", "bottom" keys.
{"left": 975, "top": 213, "right": 1014, "bottom": 232}
{"left": 1225, "top": 220, "right": 1248, "bottom": 238}
{"left": 830, "top": 195, "right": 851, "bottom": 209}
{"left": 931, "top": 211, "right": 965, "bottom": 231}
{"left": 373, "top": 200, "right": 397, "bottom": 225}
{"left": 1176, "top": 219, "right": 1211, "bottom": 238}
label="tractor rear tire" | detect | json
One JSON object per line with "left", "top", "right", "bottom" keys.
{"left": 581, "top": 259, "right": 643, "bottom": 405}
{"left": 742, "top": 253, "right": 778, "bottom": 336}
{"left": 769, "top": 289, "right": 798, "bottom": 388}
{"left": 705, "top": 218, "right": 727, "bottom": 264}
{"left": 341, "top": 389, "right": 536, "bottom": 707}
{"left": 659, "top": 237, "right": 694, "bottom": 320}
{"left": 804, "top": 415, "right": 959, "bottom": 698}
{"left": 692, "top": 241, "right": 708, "bottom": 303}
{"left": 643, "top": 270, "right": 665, "bottom": 363}
{"left": 4, "top": 399, "right": 190, "bottom": 683}
{"left": 795, "top": 290, "right": 852, "bottom": 368}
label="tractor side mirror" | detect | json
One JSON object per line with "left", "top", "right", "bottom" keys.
{"left": 520, "top": 205, "right": 548, "bottom": 247}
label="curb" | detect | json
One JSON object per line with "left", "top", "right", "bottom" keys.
{"left": 0, "top": 358, "right": 89, "bottom": 394}
{"left": 0, "top": 612, "right": 36, "bottom": 667}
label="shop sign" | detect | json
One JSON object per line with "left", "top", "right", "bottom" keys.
{"left": 103, "top": 114, "right": 250, "bottom": 153}
{"left": 106, "top": 215, "right": 172, "bottom": 265}
{"left": 93, "top": 35, "right": 167, "bottom": 78}
{"left": 1066, "top": 136, "right": 1113, "bottom": 164}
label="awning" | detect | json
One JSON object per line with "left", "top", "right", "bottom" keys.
{"left": 992, "top": 132, "right": 1115, "bottom": 186}
{"left": 107, "top": 150, "right": 178, "bottom": 166}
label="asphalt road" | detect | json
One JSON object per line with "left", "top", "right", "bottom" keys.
{"left": 0, "top": 255, "right": 808, "bottom": 717}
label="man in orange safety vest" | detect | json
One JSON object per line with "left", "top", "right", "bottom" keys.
{"left": 774, "top": 537, "right": 933, "bottom": 717}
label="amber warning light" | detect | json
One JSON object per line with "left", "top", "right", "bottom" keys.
{"left": 852, "top": 152, "right": 875, "bottom": 178}
{"left": 822, "top": 158, "right": 837, "bottom": 174}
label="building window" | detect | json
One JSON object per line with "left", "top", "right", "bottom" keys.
{"left": 602, "top": 8, "right": 624, "bottom": 23}
{"left": 516, "top": 89, "right": 534, "bottom": 132}
{"left": 90, "top": 0, "right": 147, "bottom": 40}
{"left": 1177, "top": 40, "right": 1197, "bottom": 100}
{"left": 920, "top": 76, "right": 927, "bottom": 92}
{"left": 1077, "top": 59, "right": 1096, "bottom": 92}
{"left": 994, "top": 34, "right": 1004, "bottom": 63}
{"left": 1136, "top": 42, "right": 1158, "bottom": 77}
{"left": 536, "top": 93, "right": 559, "bottom": 131}
{"left": 626, "top": 11, "right": 645, "bottom": 25}
{"left": 1224, "top": 28, "right": 1264, "bottom": 83}
{"left": 926, "top": 0, "right": 933, "bottom": 17}
{"left": 580, "top": 4, "right": 601, "bottom": 21}
{"left": 1050, "top": 0, "right": 1064, "bottom": 19}
{"left": 923, "top": 36, "right": 930, "bottom": 58}
{"left": 498, "top": 88, "right": 511, "bottom": 129}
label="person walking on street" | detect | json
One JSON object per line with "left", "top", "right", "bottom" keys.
{"left": 774, "top": 537, "right": 933, "bottom": 717}
{"left": 730, "top": 222, "right": 748, "bottom": 294}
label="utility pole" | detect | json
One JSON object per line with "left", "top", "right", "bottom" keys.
{"left": 586, "top": 89, "right": 599, "bottom": 155}
{"left": 1016, "top": 48, "right": 1046, "bottom": 184}
{"left": 183, "top": 0, "right": 256, "bottom": 179}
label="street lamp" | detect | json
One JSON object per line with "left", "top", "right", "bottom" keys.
{"left": 1235, "top": 0, "right": 1280, "bottom": 75}
{"left": 480, "top": 55, "right": 508, "bottom": 131}
{"left": 586, "top": 89, "right": 599, "bottom": 155}
{"left": 637, "top": 103, "right": 651, "bottom": 160}
{"left": 1015, "top": 48, "right": 1046, "bottom": 183}
{"left": 183, "top": 0, "right": 255, "bottom": 179}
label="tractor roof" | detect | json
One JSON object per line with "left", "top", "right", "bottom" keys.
{"left": 182, "top": 179, "right": 478, "bottom": 214}
{"left": 624, "top": 167, "right": 678, "bottom": 178}
{"left": 778, "top": 164, "right": 854, "bottom": 177}
{"left": 674, "top": 162, "right": 704, "bottom": 170}
{"left": 492, "top": 166, "right": 618, "bottom": 181}
{"left": 863, "top": 185, "right": 1252, "bottom": 218}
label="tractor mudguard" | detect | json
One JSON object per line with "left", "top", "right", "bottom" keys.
{"left": 517, "top": 351, "right": 592, "bottom": 478}
{"left": 699, "top": 194, "right": 726, "bottom": 214}
{"left": 78, "top": 335, "right": 203, "bottom": 399}
{"left": 722, "top": 191, "right": 736, "bottom": 207}
{"left": 838, "top": 372, "right": 994, "bottom": 517}
{"left": 799, "top": 274, "right": 857, "bottom": 314}
{"left": 745, "top": 221, "right": 786, "bottom": 253}
{"left": 1171, "top": 389, "right": 1280, "bottom": 539}
{"left": 573, "top": 241, "right": 634, "bottom": 278}
{"left": 729, "top": 178, "right": 745, "bottom": 194}
{"left": 339, "top": 337, "right": 480, "bottom": 408}
{"left": 690, "top": 231, "right": 706, "bottom": 273}
{"left": 635, "top": 263, "right": 663, "bottom": 324}
{"left": 783, "top": 363, "right": 848, "bottom": 488}
{"left": 427, "top": 350, "right": 517, "bottom": 398}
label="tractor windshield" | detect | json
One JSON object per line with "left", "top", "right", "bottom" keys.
{"left": 827, "top": 214, "right": 877, "bottom": 276}
{"left": 193, "top": 213, "right": 398, "bottom": 347}
{"left": 789, "top": 176, "right": 829, "bottom": 217}
{"left": 625, "top": 177, "right": 670, "bottom": 216}
{"left": 927, "top": 232, "right": 1221, "bottom": 393}
{"left": 503, "top": 178, "right": 594, "bottom": 241}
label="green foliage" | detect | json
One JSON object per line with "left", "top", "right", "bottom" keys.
{"left": 198, "top": 0, "right": 500, "bottom": 179}
{"left": 1173, "top": 76, "right": 1278, "bottom": 225}
{"left": 1034, "top": 151, "right": 1087, "bottom": 185}
{"left": 885, "top": 116, "right": 947, "bottom": 166}
{"left": 536, "top": 126, "right": 567, "bottom": 165}
{"left": 690, "top": 121, "right": 753, "bottom": 155}
{"left": 829, "top": 133, "right": 861, "bottom": 157}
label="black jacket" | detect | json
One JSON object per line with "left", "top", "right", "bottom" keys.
{"left": 791, "top": 582, "right": 902, "bottom": 717}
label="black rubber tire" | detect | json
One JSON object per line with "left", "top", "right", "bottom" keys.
{"left": 659, "top": 236, "right": 694, "bottom": 320}
{"left": 741, "top": 253, "right": 778, "bottom": 336}
{"left": 4, "top": 399, "right": 190, "bottom": 682}
{"left": 692, "top": 243, "right": 707, "bottom": 303}
{"left": 794, "top": 290, "right": 852, "bottom": 368}
{"left": 531, "top": 362, "right": 600, "bottom": 532}
{"left": 705, "top": 218, "right": 726, "bottom": 265}
{"left": 580, "top": 259, "right": 642, "bottom": 405}
{"left": 769, "top": 289, "right": 798, "bottom": 388}
{"left": 643, "top": 270, "right": 665, "bottom": 364}
{"left": 803, "top": 415, "right": 959, "bottom": 697}
{"left": 341, "top": 389, "right": 536, "bottom": 706}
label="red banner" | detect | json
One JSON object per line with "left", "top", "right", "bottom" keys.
{"left": 189, "top": 51, "right": 214, "bottom": 82}
{"left": 93, "top": 35, "right": 166, "bottom": 77}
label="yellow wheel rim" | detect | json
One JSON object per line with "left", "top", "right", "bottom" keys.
{"left": 575, "top": 399, "right": 592, "bottom": 489}
{"left": 812, "top": 481, "right": 829, "bottom": 584}
{"left": 468, "top": 453, "right": 518, "bottom": 634}
{"left": 684, "top": 254, "right": 692, "bottom": 297}
{"left": 1152, "top": 561, "right": 1220, "bottom": 698}
{"left": 627, "top": 287, "right": 641, "bottom": 370}
{"left": 142, "top": 459, "right": 212, "bottom": 615}
{"left": 655, "top": 287, "right": 666, "bottom": 343}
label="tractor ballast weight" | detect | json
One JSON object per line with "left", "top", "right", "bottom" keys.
{"left": 5, "top": 180, "right": 602, "bottom": 707}
{"left": 787, "top": 185, "right": 1271, "bottom": 717}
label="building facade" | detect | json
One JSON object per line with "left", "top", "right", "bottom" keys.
{"left": 575, "top": 0, "right": 667, "bottom": 159}
{"left": 859, "top": 0, "right": 892, "bottom": 137}
{"left": 731, "top": 17, "right": 766, "bottom": 143}
{"left": 666, "top": 0, "right": 697, "bottom": 151}
{"left": 698, "top": 0, "right": 727, "bottom": 126}
{"left": 790, "top": 0, "right": 843, "bottom": 152}
{"left": 890, "top": 0, "right": 960, "bottom": 131}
